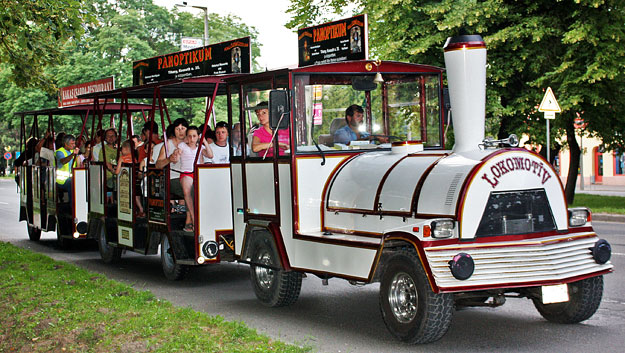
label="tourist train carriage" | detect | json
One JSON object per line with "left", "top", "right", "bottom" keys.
{"left": 81, "top": 75, "right": 241, "bottom": 280}
{"left": 76, "top": 34, "right": 613, "bottom": 343}
{"left": 16, "top": 103, "right": 151, "bottom": 248}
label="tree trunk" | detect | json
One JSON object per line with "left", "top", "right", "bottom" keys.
{"left": 564, "top": 118, "right": 580, "bottom": 204}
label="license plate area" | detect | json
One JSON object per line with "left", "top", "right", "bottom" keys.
{"left": 541, "top": 284, "right": 569, "bottom": 304}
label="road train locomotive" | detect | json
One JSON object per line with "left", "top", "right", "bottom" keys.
{"left": 17, "top": 33, "right": 613, "bottom": 343}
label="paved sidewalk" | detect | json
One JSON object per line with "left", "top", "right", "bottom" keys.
{"left": 575, "top": 184, "right": 625, "bottom": 197}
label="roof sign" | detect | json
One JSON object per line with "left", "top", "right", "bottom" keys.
{"left": 297, "top": 14, "right": 368, "bottom": 67}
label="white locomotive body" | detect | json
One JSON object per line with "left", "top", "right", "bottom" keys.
{"left": 226, "top": 34, "right": 613, "bottom": 343}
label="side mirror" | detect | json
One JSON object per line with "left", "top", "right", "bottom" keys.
{"left": 269, "top": 90, "right": 290, "bottom": 130}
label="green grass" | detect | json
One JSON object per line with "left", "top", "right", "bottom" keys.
{"left": 572, "top": 194, "right": 625, "bottom": 215}
{"left": 0, "top": 242, "right": 311, "bottom": 353}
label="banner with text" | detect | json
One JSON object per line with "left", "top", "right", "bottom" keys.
{"left": 58, "top": 77, "right": 115, "bottom": 108}
{"left": 132, "top": 36, "right": 251, "bottom": 86}
{"left": 297, "top": 14, "right": 368, "bottom": 67}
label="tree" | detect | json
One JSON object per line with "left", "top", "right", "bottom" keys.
{"left": 286, "top": 0, "right": 625, "bottom": 203}
{"left": 0, "top": 0, "right": 94, "bottom": 93}
{"left": 0, "top": 0, "right": 262, "bottom": 154}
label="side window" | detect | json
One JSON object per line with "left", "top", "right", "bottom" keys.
{"left": 241, "top": 80, "right": 290, "bottom": 157}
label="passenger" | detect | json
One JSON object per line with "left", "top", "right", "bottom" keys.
{"left": 204, "top": 121, "right": 230, "bottom": 164}
{"left": 156, "top": 118, "right": 188, "bottom": 206}
{"left": 113, "top": 139, "right": 135, "bottom": 175}
{"left": 251, "top": 101, "right": 289, "bottom": 157}
{"left": 35, "top": 132, "right": 56, "bottom": 166}
{"left": 76, "top": 140, "right": 92, "bottom": 168}
{"left": 139, "top": 121, "right": 161, "bottom": 165}
{"left": 177, "top": 126, "right": 213, "bottom": 232}
{"left": 333, "top": 104, "right": 368, "bottom": 145}
{"left": 91, "top": 129, "right": 105, "bottom": 160}
{"left": 231, "top": 122, "right": 247, "bottom": 156}
{"left": 55, "top": 134, "right": 79, "bottom": 201}
{"left": 199, "top": 123, "right": 215, "bottom": 144}
{"left": 98, "top": 128, "right": 119, "bottom": 199}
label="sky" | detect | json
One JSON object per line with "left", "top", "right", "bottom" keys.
{"left": 154, "top": 0, "right": 300, "bottom": 70}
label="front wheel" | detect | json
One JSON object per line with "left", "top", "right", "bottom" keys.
{"left": 533, "top": 276, "right": 604, "bottom": 324}
{"left": 161, "top": 234, "right": 189, "bottom": 281}
{"left": 249, "top": 233, "right": 302, "bottom": 307}
{"left": 379, "top": 248, "right": 454, "bottom": 344}
{"left": 27, "top": 224, "right": 41, "bottom": 241}
{"left": 98, "top": 223, "right": 121, "bottom": 264}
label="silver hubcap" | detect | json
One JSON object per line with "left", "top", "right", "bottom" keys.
{"left": 255, "top": 250, "right": 274, "bottom": 290}
{"left": 389, "top": 272, "right": 418, "bottom": 323}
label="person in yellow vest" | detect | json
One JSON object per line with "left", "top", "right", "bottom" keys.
{"left": 55, "top": 134, "right": 79, "bottom": 200}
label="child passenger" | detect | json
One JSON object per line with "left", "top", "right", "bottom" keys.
{"left": 176, "top": 126, "right": 213, "bottom": 232}
{"left": 114, "top": 140, "right": 145, "bottom": 216}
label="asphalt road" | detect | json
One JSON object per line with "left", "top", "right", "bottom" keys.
{"left": 1, "top": 178, "right": 624, "bottom": 352}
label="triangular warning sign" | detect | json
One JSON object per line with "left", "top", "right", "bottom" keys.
{"left": 538, "top": 87, "right": 561, "bottom": 112}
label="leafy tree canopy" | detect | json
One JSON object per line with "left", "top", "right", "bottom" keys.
{"left": 287, "top": 0, "right": 625, "bottom": 202}
{"left": 0, "top": 0, "right": 261, "bottom": 157}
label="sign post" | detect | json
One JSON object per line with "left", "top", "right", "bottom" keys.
{"left": 538, "top": 87, "right": 561, "bottom": 164}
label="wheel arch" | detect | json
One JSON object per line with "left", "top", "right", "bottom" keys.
{"left": 241, "top": 221, "right": 291, "bottom": 271}
{"left": 374, "top": 231, "right": 439, "bottom": 293}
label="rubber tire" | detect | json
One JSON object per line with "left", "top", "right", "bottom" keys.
{"left": 249, "top": 233, "right": 302, "bottom": 307}
{"left": 160, "top": 234, "right": 189, "bottom": 281}
{"left": 379, "top": 248, "right": 454, "bottom": 344}
{"left": 533, "top": 276, "right": 604, "bottom": 324}
{"left": 56, "top": 223, "right": 72, "bottom": 250}
{"left": 98, "top": 224, "right": 121, "bottom": 264}
{"left": 27, "top": 224, "right": 41, "bottom": 241}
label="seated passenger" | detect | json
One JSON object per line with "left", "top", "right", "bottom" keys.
{"left": 98, "top": 128, "right": 119, "bottom": 195}
{"left": 231, "top": 122, "right": 249, "bottom": 156}
{"left": 333, "top": 104, "right": 369, "bottom": 145}
{"left": 36, "top": 132, "right": 55, "bottom": 166}
{"left": 251, "top": 101, "right": 289, "bottom": 157}
{"left": 204, "top": 121, "right": 230, "bottom": 164}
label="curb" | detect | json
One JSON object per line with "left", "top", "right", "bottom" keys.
{"left": 592, "top": 213, "right": 625, "bottom": 223}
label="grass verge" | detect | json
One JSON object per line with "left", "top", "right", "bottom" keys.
{"left": 572, "top": 193, "right": 625, "bottom": 215}
{"left": 0, "top": 242, "right": 310, "bottom": 353}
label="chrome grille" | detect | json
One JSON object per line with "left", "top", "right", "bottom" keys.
{"left": 424, "top": 233, "right": 613, "bottom": 290}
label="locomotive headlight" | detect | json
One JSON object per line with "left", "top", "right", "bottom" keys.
{"left": 431, "top": 219, "right": 455, "bottom": 239}
{"left": 568, "top": 208, "right": 590, "bottom": 227}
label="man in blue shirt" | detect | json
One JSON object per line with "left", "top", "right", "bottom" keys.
{"left": 333, "top": 104, "right": 369, "bottom": 145}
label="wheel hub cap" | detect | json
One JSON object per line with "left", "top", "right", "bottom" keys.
{"left": 389, "top": 272, "right": 418, "bottom": 323}
{"left": 255, "top": 250, "right": 274, "bottom": 290}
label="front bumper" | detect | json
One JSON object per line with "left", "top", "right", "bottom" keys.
{"left": 423, "top": 231, "right": 613, "bottom": 293}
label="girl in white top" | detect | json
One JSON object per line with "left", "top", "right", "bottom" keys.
{"left": 176, "top": 126, "right": 213, "bottom": 232}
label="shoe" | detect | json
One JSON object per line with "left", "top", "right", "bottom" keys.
{"left": 183, "top": 223, "right": 194, "bottom": 232}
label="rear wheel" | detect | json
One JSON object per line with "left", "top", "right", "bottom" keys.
{"left": 27, "top": 224, "right": 41, "bottom": 241}
{"left": 533, "top": 276, "right": 604, "bottom": 324}
{"left": 379, "top": 248, "right": 454, "bottom": 344}
{"left": 161, "top": 234, "right": 189, "bottom": 280}
{"left": 249, "top": 233, "right": 302, "bottom": 307}
{"left": 98, "top": 223, "right": 121, "bottom": 264}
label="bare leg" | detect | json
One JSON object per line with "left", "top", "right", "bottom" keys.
{"left": 180, "top": 176, "right": 194, "bottom": 230}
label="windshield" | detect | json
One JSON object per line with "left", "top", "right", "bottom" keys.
{"left": 294, "top": 73, "right": 442, "bottom": 152}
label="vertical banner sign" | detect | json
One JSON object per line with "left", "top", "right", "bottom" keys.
{"left": 58, "top": 77, "right": 115, "bottom": 108}
{"left": 298, "top": 14, "right": 368, "bottom": 67}
{"left": 313, "top": 85, "right": 323, "bottom": 125}
{"left": 133, "top": 36, "right": 251, "bottom": 86}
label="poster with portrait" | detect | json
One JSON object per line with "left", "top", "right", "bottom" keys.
{"left": 297, "top": 14, "right": 368, "bottom": 67}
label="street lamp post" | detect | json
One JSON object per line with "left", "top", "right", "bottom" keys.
{"left": 176, "top": 2, "right": 209, "bottom": 46}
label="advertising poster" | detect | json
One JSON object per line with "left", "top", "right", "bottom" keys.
{"left": 132, "top": 37, "right": 251, "bottom": 86}
{"left": 297, "top": 14, "right": 368, "bottom": 67}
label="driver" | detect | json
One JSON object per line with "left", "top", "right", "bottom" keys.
{"left": 333, "top": 105, "right": 370, "bottom": 145}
